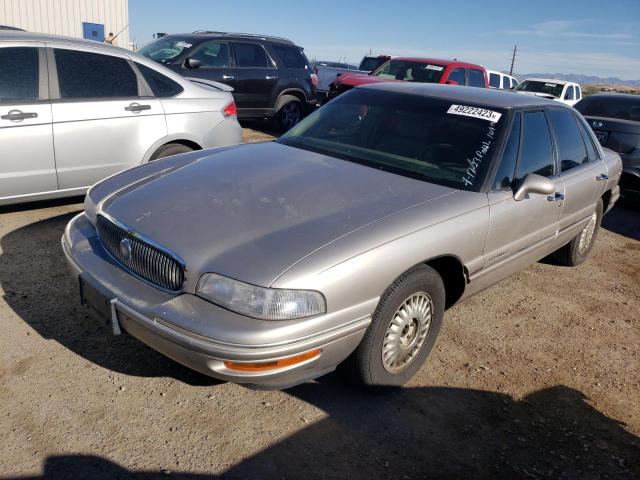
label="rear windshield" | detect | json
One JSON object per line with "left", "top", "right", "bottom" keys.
{"left": 516, "top": 80, "right": 564, "bottom": 98}
{"left": 278, "top": 89, "right": 506, "bottom": 191}
{"left": 575, "top": 96, "right": 640, "bottom": 122}
{"left": 373, "top": 60, "right": 445, "bottom": 83}
{"left": 138, "top": 36, "right": 194, "bottom": 63}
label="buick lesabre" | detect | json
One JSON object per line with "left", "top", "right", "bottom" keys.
{"left": 63, "top": 83, "right": 622, "bottom": 389}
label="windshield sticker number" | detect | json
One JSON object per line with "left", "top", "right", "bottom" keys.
{"left": 545, "top": 83, "right": 557, "bottom": 87}
{"left": 447, "top": 105, "right": 502, "bottom": 122}
{"left": 425, "top": 65, "right": 444, "bottom": 71}
{"left": 175, "top": 41, "right": 192, "bottom": 49}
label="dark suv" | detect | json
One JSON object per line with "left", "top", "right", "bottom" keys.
{"left": 138, "top": 31, "right": 316, "bottom": 130}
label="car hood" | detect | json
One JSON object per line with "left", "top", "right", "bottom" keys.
{"left": 333, "top": 72, "right": 399, "bottom": 87}
{"left": 99, "top": 142, "right": 455, "bottom": 289}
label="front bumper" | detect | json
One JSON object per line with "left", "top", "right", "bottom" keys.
{"left": 62, "top": 213, "right": 372, "bottom": 389}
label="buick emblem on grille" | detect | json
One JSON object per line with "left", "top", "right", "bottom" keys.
{"left": 593, "top": 121, "right": 603, "bottom": 128}
{"left": 119, "top": 238, "right": 132, "bottom": 261}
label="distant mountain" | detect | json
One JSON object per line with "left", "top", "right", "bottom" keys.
{"left": 515, "top": 73, "right": 640, "bottom": 87}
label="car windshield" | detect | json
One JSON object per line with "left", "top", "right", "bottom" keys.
{"left": 278, "top": 89, "right": 506, "bottom": 191}
{"left": 575, "top": 96, "right": 640, "bottom": 122}
{"left": 372, "top": 60, "right": 445, "bottom": 83}
{"left": 516, "top": 80, "right": 564, "bottom": 98}
{"left": 138, "top": 37, "right": 194, "bottom": 63}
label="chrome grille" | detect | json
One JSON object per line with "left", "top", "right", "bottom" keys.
{"left": 96, "top": 215, "right": 184, "bottom": 292}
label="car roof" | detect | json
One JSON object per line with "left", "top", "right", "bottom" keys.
{"left": 169, "top": 31, "right": 296, "bottom": 46}
{"left": 392, "top": 57, "right": 486, "bottom": 69}
{"left": 579, "top": 92, "right": 640, "bottom": 100}
{"left": 0, "top": 30, "right": 132, "bottom": 53}
{"left": 358, "top": 82, "right": 564, "bottom": 109}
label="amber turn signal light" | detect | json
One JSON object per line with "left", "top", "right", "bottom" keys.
{"left": 224, "top": 349, "right": 321, "bottom": 372}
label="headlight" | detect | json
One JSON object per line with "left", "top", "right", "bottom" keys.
{"left": 196, "top": 273, "right": 326, "bottom": 320}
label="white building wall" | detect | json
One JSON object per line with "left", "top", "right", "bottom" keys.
{"left": 0, "top": 0, "right": 130, "bottom": 49}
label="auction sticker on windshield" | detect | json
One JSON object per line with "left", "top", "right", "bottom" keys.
{"left": 425, "top": 65, "right": 444, "bottom": 71}
{"left": 447, "top": 105, "right": 502, "bottom": 122}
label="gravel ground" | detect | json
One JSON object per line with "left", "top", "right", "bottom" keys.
{"left": 0, "top": 126, "right": 639, "bottom": 479}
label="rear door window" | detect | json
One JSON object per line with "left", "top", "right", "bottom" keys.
{"left": 0, "top": 47, "right": 39, "bottom": 102}
{"left": 233, "top": 43, "right": 270, "bottom": 68}
{"left": 54, "top": 49, "right": 138, "bottom": 99}
{"left": 467, "top": 69, "right": 485, "bottom": 88}
{"left": 548, "top": 109, "right": 589, "bottom": 172}
{"left": 489, "top": 73, "right": 500, "bottom": 88}
{"left": 190, "top": 41, "right": 231, "bottom": 68}
{"left": 516, "top": 111, "right": 555, "bottom": 181}
{"left": 271, "top": 45, "right": 307, "bottom": 69}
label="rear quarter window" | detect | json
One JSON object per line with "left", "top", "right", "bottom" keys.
{"left": 271, "top": 45, "right": 308, "bottom": 69}
{"left": 136, "top": 62, "right": 183, "bottom": 97}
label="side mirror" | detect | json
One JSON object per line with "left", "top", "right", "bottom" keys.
{"left": 513, "top": 173, "right": 555, "bottom": 201}
{"left": 446, "top": 80, "right": 459, "bottom": 86}
{"left": 184, "top": 57, "right": 201, "bottom": 69}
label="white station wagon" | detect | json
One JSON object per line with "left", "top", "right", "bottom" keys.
{"left": 0, "top": 32, "right": 241, "bottom": 206}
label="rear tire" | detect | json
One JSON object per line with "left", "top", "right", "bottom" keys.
{"left": 551, "top": 198, "right": 603, "bottom": 266}
{"left": 275, "top": 95, "right": 303, "bottom": 132}
{"left": 350, "top": 264, "right": 445, "bottom": 387}
{"left": 149, "top": 143, "right": 194, "bottom": 161}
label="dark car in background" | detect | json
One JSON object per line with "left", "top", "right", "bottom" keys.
{"left": 139, "top": 31, "right": 317, "bottom": 130}
{"left": 575, "top": 93, "right": 640, "bottom": 201}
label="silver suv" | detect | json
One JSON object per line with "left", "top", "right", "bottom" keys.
{"left": 0, "top": 32, "right": 242, "bottom": 206}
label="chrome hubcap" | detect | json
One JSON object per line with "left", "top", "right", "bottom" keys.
{"left": 578, "top": 212, "right": 597, "bottom": 254}
{"left": 382, "top": 292, "right": 433, "bottom": 374}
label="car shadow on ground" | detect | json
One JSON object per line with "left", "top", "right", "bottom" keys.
{"left": 4, "top": 383, "right": 639, "bottom": 479}
{"left": 601, "top": 202, "right": 640, "bottom": 242}
{"left": 0, "top": 211, "right": 219, "bottom": 386}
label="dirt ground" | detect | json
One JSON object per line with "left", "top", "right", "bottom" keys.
{"left": 0, "top": 125, "right": 639, "bottom": 479}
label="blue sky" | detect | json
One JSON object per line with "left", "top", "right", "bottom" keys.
{"left": 130, "top": 0, "right": 640, "bottom": 79}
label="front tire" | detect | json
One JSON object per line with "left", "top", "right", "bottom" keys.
{"left": 551, "top": 198, "right": 603, "bottom": 266}
{"left": 351, "top": 264, "right": 445, "bottom": 387}
{"left": 275, "top": 96, "right": 303, "bottom": 132}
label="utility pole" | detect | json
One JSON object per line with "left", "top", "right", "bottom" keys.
{"left": 509, "top": 45, "right": 517, "bottom": 76}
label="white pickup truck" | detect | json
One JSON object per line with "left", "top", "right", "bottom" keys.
{"left": 515, "top": 78, "right": 583, "bottom": 106}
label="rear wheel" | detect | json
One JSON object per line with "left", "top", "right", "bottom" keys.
{"left": 350, "top": 264, "right": 445, "bottom": 387}
{"left": 551, "top": 198, "right": 603, "bottom": 266}
{"left": 275, "top": 96, "right": 303, "bottom": 132}
{"left": 149, "top": 143, "right": 194, "bottom": 161}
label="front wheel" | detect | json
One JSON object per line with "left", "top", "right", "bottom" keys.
{"left": 275, "top": 97, "right": 303, "bottom": 132}
{"left": 350, "top": 264, "right": 445, "bottom": 387}
{"left": 551, "top": 198, "right": 603, "bottom": 266}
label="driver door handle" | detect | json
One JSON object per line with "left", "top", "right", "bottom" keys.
{"left": 1, "top": 110, "right": 38, "bottom": 120}
{"left": 222, "top": 75, "right": 235, "bottom": 80}
{"left": 124, "top": 103, "right": 151, "bottom": 112}
{"left": 595, "top": 174, "right": 608, "bottom": 181}
{"left": 265, "top": 75, "right": 277, "bottom": 80}
{"left": 547, "top": 192, "right": 565, "bottom": 202}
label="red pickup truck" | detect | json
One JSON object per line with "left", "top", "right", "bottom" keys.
{"left": 329, "top": 57, "right": 488, "bottom": 99}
